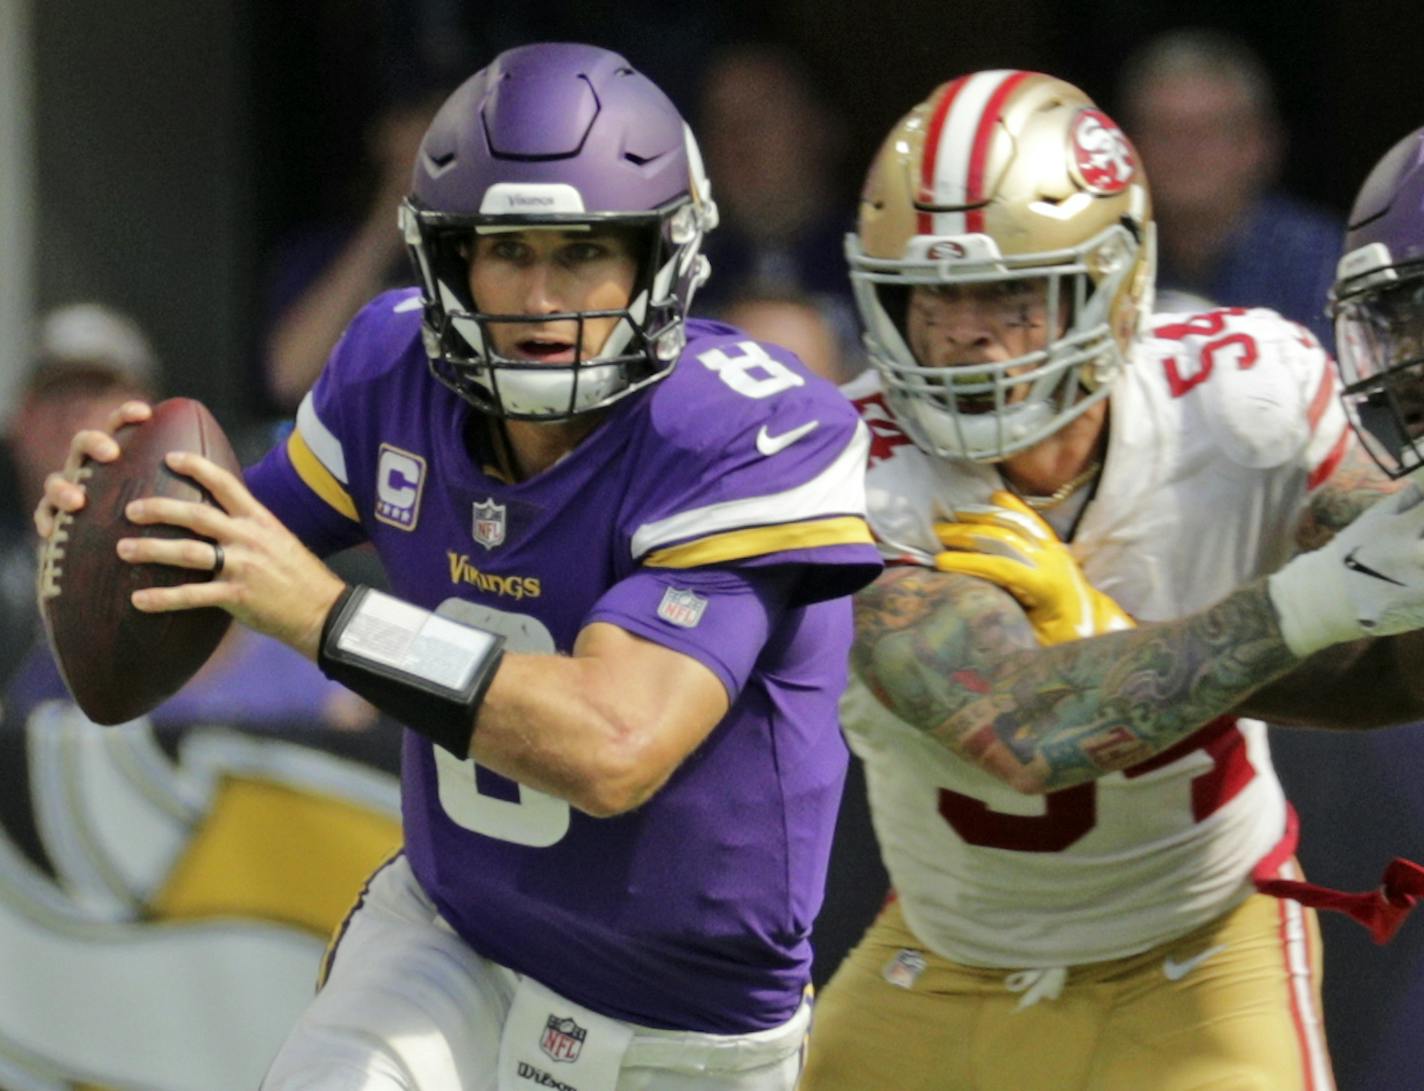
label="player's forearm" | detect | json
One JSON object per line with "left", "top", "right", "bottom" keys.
{"left": 853, "top": 569, "right": 1300, "bottom": 793}
{"left": 1236, "top": 630, "right": 1424, "bottom": 729}
{"left": 470, "top": 653, "right": 681, "bottom": 817}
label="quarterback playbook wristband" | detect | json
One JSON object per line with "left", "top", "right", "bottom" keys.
{"left": 318, "top": 584, "right": 505, "bottom": 757}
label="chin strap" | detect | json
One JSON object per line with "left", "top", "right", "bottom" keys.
{"left": 1253, "top": 805, "right": 1424, "bottom": 945}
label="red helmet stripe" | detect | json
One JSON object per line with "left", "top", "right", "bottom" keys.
{"left": 965, "top": 71, "right": 1032, "bottom": 233}
{"left": 918, "top": 77, "right": 970, "bottom": 234}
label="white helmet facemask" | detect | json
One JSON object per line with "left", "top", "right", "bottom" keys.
{"left": 849, "top": 222, "right": 1142, "bottom": 462}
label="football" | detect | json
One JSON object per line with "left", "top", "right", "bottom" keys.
{"left": 38, "top": 397, "right": 239, "bottom": 725}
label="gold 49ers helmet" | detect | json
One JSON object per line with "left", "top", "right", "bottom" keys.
{"left": 849, "top": 70, "right": 1155, "bottom": 462}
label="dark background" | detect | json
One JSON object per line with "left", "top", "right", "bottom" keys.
{"left": 27, "top": 2, "right": 1424, "bottom": 1087}
{"left": 31, "top": 0, "right": 1424, "bottom": 426}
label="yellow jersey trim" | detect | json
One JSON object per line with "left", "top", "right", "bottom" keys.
{"left": 287, "top": 430, "right": 359, "bottom": 522}
{"left": 643, "top": 516, "right": 873, "bottom": 569}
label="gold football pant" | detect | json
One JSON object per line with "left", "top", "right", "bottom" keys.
{"left": 801, "top": 893, "right": 1332, "bottom": 1091}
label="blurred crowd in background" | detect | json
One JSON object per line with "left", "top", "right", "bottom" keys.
{"left": 26, "top": 0, "right": 1416, "bottom": 430}
{"left": 5, "top": 1, "right": 1424, "bottom": 1088}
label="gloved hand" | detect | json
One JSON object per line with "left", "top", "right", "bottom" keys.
{"left": 933, "top": 491, "right": 1134, "bottom": 645}
{"left": 1268, "top": 476, "right": 1424, "bottom": 656}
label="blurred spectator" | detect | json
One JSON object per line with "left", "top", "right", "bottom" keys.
{"left": 1117, "top": 28, "right": 1342, "bottom": 349}
{"left": 260, "top": 90, "right": 443, "bottom": 413}
{"left": 0, "top": 303, "right": 158, "bottom": 687}
{"left": 0, "top": 307, "right": 398, "bottom": 1090}
{"left": 5, "top": 304, "right": 159, "bottom": 515}
{"left": 694, "top": 44, "right": 858, "bottom": 347}
{"left": 716, "top": 291, "right": 864, "bottom": 385}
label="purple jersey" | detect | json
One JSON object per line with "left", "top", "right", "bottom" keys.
{"left": 246, "top": 289, "right": 880, "bottom": 1033}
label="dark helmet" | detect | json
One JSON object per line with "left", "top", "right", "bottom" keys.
{"left": 1330, "top": 128, "right": 1424, "bottom": 478}
{"left": 401, "top": 42, "right": 718, "bottom": 419}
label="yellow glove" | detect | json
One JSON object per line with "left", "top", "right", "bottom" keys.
{"left": 933, "top": 491, "right": 1134, "bottom": 645}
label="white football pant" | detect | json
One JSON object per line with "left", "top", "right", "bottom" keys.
{"left": 261, "top": 854, "right": 808, "bottom": 1090}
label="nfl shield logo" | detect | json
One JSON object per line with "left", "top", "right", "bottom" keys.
{"left": 540, "top": 1014, "right": 587, "bottom": 1063}
{"left": 657, "top": 587, "right": 707, "bottom": 628}
{"left": 882, "top": 948, "right": 927, "bottom": 990}
{"left": 472, "top": 498, "right": 506, "bottom": 550}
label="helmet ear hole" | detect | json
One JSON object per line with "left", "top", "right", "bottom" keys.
{"left": 427, "top": 228, "right": 478, "bottom": 313}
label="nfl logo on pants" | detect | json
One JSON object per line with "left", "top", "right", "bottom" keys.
{"left": 541, "top": 1014, "right": 586, "bottom": 1063}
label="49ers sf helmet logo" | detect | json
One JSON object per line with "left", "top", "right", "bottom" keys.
{"left": 1068, "top": 108, "right": 1136, "bottom": 194}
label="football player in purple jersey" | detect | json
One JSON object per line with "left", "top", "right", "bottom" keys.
{"left": 36, "top": 43, "right": 881, "bottom": 1090}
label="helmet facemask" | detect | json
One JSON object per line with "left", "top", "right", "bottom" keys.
{"left": 402, "top": 199, "right": 713, "bottom": 420}
{"left": 403, "top": 45, "right": 718, "bottom": 420}
{"left": 850, "top": 220, "right": 1144, "bottom": 462}
{"left": 1332, "top": 266, "right": 1424, "bottom": 478}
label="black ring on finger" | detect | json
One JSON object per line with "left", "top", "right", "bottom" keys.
{"left": 211, "top": 542, "right": 225, "bottom": 578}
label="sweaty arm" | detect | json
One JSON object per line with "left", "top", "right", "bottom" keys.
{"left": 1238, "top": 441, "right": 1424, "bottom": 729}
{"left": 853, "top": 565, "right": 1299, "bottom": 794}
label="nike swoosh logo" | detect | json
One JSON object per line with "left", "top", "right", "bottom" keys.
{"left": 1344, "top": 547, "right": 1407, "bottom": 586}
{"left": 1162, "top": 944, "right": 1227, "bottom": 982}
{"left": 756, "top": 420, "right": 819, "bottom": 456}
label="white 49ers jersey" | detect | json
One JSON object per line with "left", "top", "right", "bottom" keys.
{"left": 842, "top": 307, "right": 1354, "bottom": 968}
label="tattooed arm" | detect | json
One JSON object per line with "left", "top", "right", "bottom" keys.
{"left": 1236, "top": 441, "right": 1424, "bottom": 729}
{"left": 853, "top": 564, "right": 1299, "bottom": 794}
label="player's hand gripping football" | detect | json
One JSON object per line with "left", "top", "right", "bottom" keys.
{"left": 33, "top": 399, "right": 153, "bottom": 541}
{"left": 932, "top": 491, "right": 1134, "bottom": 645}
{"left": 35, "top": 400, "right": 346, "bottom": 659}
{"left": 1268, "top": 473, "right": 1424, "bottom": 656}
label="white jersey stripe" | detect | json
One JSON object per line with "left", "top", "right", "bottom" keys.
{"left": 929, "top": 70, "right": 1018, "bottom": 237}
{"left": 296, "top": 391, "right": 349, "bottom": 485}
{"left": 1276, "top": 861, "right": 1335, "bottom": 1090}
{"left": 918, "top": 78, "right": 967, "bottom": 237}
{"left": 629, "top": 422, "right": 870, "bottom": 559}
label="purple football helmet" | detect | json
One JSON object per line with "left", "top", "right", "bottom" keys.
{"left": 1331, "top": 128, "right": 1424, "bottom": 477}
{"left": 401, "top": 42, "right": 718, "bottom": 419}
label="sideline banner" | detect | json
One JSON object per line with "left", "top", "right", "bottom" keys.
{"left": 0, "top": 683, "right": 402, "bottom": 1090}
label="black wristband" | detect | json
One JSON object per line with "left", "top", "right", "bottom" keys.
{"left": 317, "top": 584, "right": 505, "bottom": 757}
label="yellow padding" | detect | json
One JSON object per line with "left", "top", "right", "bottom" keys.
{"left": 644, "top": 516, "right": 874, "bottom": 568}
{"left": 151, "top": 776, "right": 401, "bottom": 936}
{"left": 286, "top": 430, "right": 359, "bottom": 521}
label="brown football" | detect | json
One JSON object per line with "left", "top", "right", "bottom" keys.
{"left": 38, "top": 397, "right": 238, "bottom": 724}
